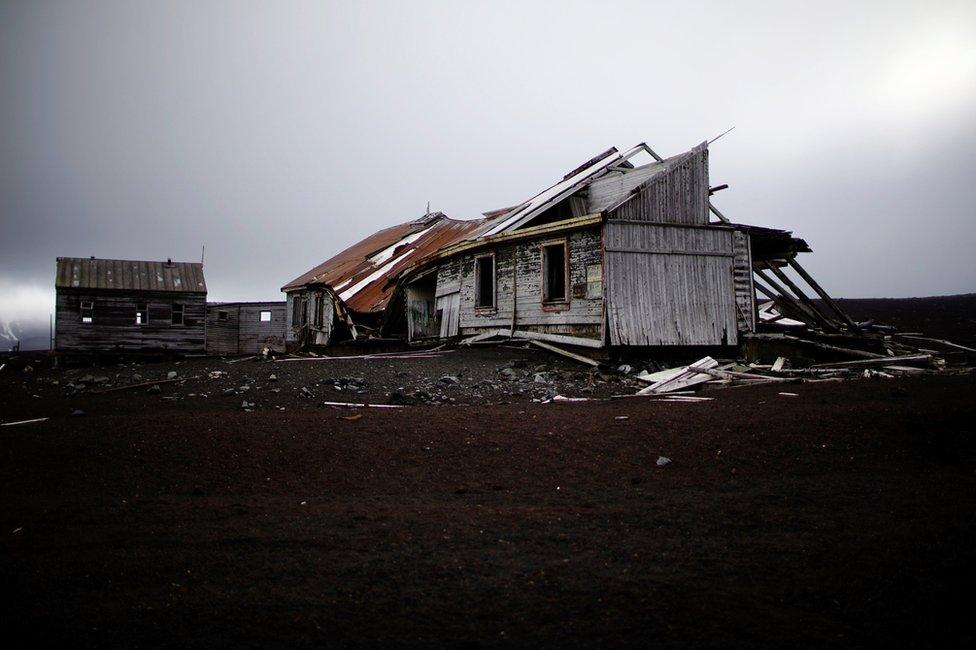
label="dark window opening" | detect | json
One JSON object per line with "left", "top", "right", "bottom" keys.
{"left": 172, "top": 304, "right": 184, "bottom": 326}
{"left": 217, "top": 310, "right": 229, "bottom": 321}
{"left": 543, "top": 243, "right": 567, "bottom": 302}
{"left": 260, "top": 310, "right": 272, "bottom": 322}
{"left": 81, "top": 300, "right": 93, "bottom": 324}
{"left": 291, "top": 295, "right": 300, "bottom": 325}
{"left": 136, "top": 303, "right": 148, "bottom": 325}
{"left": 475, "top": 255, "right": 495, "bottom": 309}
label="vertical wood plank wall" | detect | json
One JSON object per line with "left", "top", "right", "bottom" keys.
{"left": 604, "top": 222, "right": 738, "bottom": 346}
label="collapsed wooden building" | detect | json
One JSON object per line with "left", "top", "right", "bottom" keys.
{"left": 283, "top": 140, "right": 858, "bottom": 352}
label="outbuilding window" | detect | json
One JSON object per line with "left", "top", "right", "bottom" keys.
{"left": 542, "top": 242, "right": 568, "bottom": 303}
{"left": 218, "top": 311, "right": 229, "bottom": 321}
{"left": 260, "top": 310, "right": 272, "bottom": 322}
{"left": 172, "top": 304, "right": 184, "bottom": 325}
{"left": 475, "top": 254, "right": 496, "bottom": 309}
{"left": 136, "top": 303, "right": 148, "bottom": 325}
{"left": 81, "top": 301, "right": 94, "bottom": 324}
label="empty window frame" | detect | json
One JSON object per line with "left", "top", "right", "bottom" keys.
{"left": 313, "top": 294, "right": 322, "bottom": 327}
{"left": 260, "top": 310, "right": 272, "bottom": 323}
{"left": 217, "top": 310, "right": 229, "bottom": 321}
{"left": 291, "top": 295, "right": 301, "bottom": 326}
{"left": 171, "top": 303, "right": 184, "bottom": 325}
{"left": 475, "top": 253, "right": 496, "bottom": 309}
{"left": 542, "top": 241, "right": 568, "bottom": 303}
{"left": 136, "top": 303, "right": 148, "bottom": 325}
{"left": 81, "top": 300, "right": 94, "bottom": 324}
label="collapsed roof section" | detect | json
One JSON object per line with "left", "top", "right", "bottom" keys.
{"left": 281, "top": 212, "right": 507, "bottom": 314}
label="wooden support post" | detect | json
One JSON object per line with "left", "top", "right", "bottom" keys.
{"left": 786, "top": 256, "right": 860, "bottom": 331}
{"left": 763, "top": 263, "right": 840, "bottom": 331}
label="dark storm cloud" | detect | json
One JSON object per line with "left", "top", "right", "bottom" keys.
{"left": 2, "top": 0, "right": 975, "bottom": 324}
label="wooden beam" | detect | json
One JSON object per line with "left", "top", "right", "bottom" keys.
{"left": 753, "top": 275, "right": 819, "bottom": 327}
{"left": 528, "top": 340, "right": 600, "bottom": 367}
{"left": 763, "top": 263, "right": 840, "bottom": 331}
{"left": 786, "top": 256, "right": 860, "bottom": 330}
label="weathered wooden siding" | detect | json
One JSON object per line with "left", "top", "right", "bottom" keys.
{"left": 205, "top": 304, "right": 240, "bottom": 355}
{"left": 586, "top": 163, "right": 667, "bottom": 213}
{"left": 238, "top": 303, "right": 286, "bottom": 353}
{"left": 605, "top": 145, "right": 709, "bottom": 225}
{"left": 55, "top": 290, "right": 206, "bottom": 353}
{"left": 452, "top": 227, "right": 604, "bottom": 341}
{"left": 284, "top": 289, "right": 335, "bottom": 345}
{"left": 604, "top": 222, "right": 737, "bottom": 346}
{"left": 732, "top": 230, "right": 756, "bottom": 332}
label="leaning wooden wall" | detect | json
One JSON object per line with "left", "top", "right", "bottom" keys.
{"left": 604, "top": 222, "right": 737, "bottom": 346}
{"left": 606, "top": 144, "right": 709, "bottom": 225}
{"left": 55, "top": 289, "right": 206, "bottom": 353}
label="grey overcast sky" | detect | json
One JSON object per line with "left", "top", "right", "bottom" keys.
{"left": 2, "top": 0, "right": 975, "bottom": 326}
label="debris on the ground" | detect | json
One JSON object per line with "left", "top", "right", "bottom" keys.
{"left": 146, "top": 384, "right": 161, "bottom": 395}
{"left": 1, "top": 417, "right": 49, "bottom": 427}
{"left": 656, "top": 456, "right": 672, "bottom": 467}
{"left": 321, "top": 401, "right": 404, "bottom": 409}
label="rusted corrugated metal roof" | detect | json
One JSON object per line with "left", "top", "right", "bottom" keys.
{"left": 56, "top": 257, "right": 207, "bottom": 293}
{"left": 281, "top": 213, "right": 505, "bottom": 314}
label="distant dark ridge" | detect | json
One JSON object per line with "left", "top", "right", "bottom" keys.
{"left": 828, "top": 294, "right": 976, "bottom": 347}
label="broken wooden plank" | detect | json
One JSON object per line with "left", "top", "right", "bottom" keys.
{"left": 744, "top": 333, "right": 885, "bottom": 359}
{"left": 1, "top": 417, "right": 50, "bottom": 427}
{"left": 528, "top": 339, "right": 599, "bottom": 367}
{"left": 320, "top": 401, "right": 404, "bottom": 409}
{"left": 90, "top": 376, "right": 197, "bottom": 394}
{"left": 892, "top": 334, "right": 976, "bottom": 353}
{"left": 637, "top": 357, "right": 718, "bottom": 394}
{"left": 785, "top": 256, "right": 860, "bottom": 330}
{"left": 812, "top": 354, "right": 932, "bottom": 369}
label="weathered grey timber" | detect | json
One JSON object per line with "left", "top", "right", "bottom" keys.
{"left": 284, "top": 289, "right": 336, "bottom": 346}
{"left": 206, "top": 302, "right": 286, "bottom": 355}
{"left": 604, "top": 222, "right": 738, "bottom": 346}
{"left": 55, "top": 257, "right": 207, "bottom": 354}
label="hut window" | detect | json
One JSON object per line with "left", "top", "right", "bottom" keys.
{"left": 81, "top": 301, "right": 94, "bottom": 324}
{"left": 217, "top": 311, "right": 229, "bottom": 321}
{"left": 136, "top": 303, "right": 148, "bottom": 325}
{"left": 171, "top": 304, "right": 184, "bottom": 325}
{"left": 260, "top": 310, "right": 272, "bottom": 322}
{"left": 313, "top": 295, "right": 323, "bottom": 326}
{"left": 475, "top": 254, "right": 495, "bottom": 309}
{"left": 542, "top": 242, "right": 568, "bottom": 302}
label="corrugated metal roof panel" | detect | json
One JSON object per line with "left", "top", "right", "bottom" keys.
{"left": 281, "top": 213, "right": 507, "bottom": 314}
{"left": 55, "top": 257, "right": 207, "bottom": 293}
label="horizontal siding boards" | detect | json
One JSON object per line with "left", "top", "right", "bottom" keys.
{"left": 732, "top": 230, "right": 756, "bottom": 332}
{"left": 607, "top": 145, "right": 708, "bottom": 225}
{"left": 237, "top": 303, "right": 286, "bottom": 353}
{"left": 455, "top": 227, "right": 604, "bottom": 341}
{"left": 55, "top": 289, "right": 206, "bottom": 353}
{"left": 605, "top": 222, "right": 737, "bottom": 346}
{"left": 205, "top": 304, "right": 240, "bottom": 355}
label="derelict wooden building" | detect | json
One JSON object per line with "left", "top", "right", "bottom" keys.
{"left": 54, "top": 257, "right": 207, "bottom": 354}
{"left": 282, "top": 138, "right": 825, "bottom": 350}
{"left": 205, "top": 302, "right": 287, "bottom": 355}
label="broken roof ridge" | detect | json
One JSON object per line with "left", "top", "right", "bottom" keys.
{"left": 562, "top": 146, "right": 619, "bottom": 180}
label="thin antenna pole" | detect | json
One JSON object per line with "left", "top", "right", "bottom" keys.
{"left": 709, "top": 126, "right": 736, "bottom": 145}
{"left": 426, "top": 201, "right": 430, "bottom": 216}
